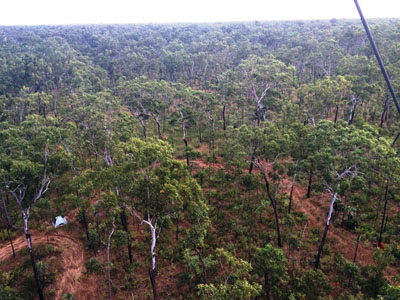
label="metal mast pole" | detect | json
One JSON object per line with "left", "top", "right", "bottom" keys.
{"left": 354, "top": 0, "right": 400, "bottom": 116}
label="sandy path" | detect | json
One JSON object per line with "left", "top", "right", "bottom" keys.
{"left": 0, "top": 232, "right": 85, "bottom": 299}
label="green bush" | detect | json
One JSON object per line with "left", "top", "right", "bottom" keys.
{"left": 84, "top": 257, "right": 103, "bottom": 274}
{"left": 298, "top": 269, "right": 331, "bottom": 300}
{"left": 0, "top": 285, "right": 22, "bottom": 300}
{"left": 239, "top": 173, "right": 257, "bottom": 190}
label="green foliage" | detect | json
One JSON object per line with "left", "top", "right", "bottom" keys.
{"left": 298, "top": 269, "right": 331, "bottom": 300}
{"left": 181, "top": 249, "right": 218, "bottom": 284}
{"left": 0, "top": 284, "right": 22, "bottom": 300}
{"left": 36, "top": 261, "right": 54, "bottom": 288}
{"left": 254, "top": 244, "right": 288, "bottom": 299}
{"left": 360, "top": 249, "right": 393, "bottom": 298}
{"left": 378, "top": 284, "right": 400, "bottom": 300}
{"left": 84, "top": 257, "right": 104, "bottom": 274}
{"left": 335, "top": 253, "right": 361, "bottom": 291}
{"left": 197, "top": 248, "right": 261, "bottom": 300}
{"left": 240, "top": 173, "right": 257, "bottom": 190}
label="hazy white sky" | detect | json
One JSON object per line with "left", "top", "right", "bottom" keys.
{"left": 0, "top": 0, "right": 399, "bottom": 25}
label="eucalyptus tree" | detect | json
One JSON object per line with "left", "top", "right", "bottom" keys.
{"left": 245, "top": 123, "right": 292, "bottom": 247}
{"left": 198, "top": 248, "right": 261, "bottom": 300}
{"left": 0, "top": 188, "right": 16, "bottom": 257}
{"left": 337, "top": 55, "right": 383, "bottom": 124}
{"left": 254, "top": 244, "right": 288, "bottom": 300}
{"left": 64, "top": 91, "right": 136, "bottom": 265}
{"left": 108, "top": 138, "right": 208, "bottom": 300}
{"left": 311, "top": 121, "right": 395, "bottom": 268}
{"left": 0, "top": 115, "right": 67, "bottom": 300}
{"left": 115, "top": 77, "right": 171, "bottom": 139}
{"left": 93, "top": 190, "right": 120, "bottom": 300}
{"left": 217, "top": 72, "right": 229, "bottom": 131}
{"left": 9, "top": 87, "right": 44, "bottom": 124}
{"left": 238, "top": 54, "right": 294, "bottom": 127}
{"left": 173, "top": 83, "right": 199, "bottom": 166}
{"left": 372, "top": 137, "right": 400, "bottom": 247}
{"left": 195, "top": 89, "right": 219, "bottom": 154}
{"left": 297, "top": 76, "right": 352, "bottom": 126}
{"left": 160, "top": 40, "right": 190, "bottom": 82}
{"left": 285, "top": 123, "right": 311, "bottom": 214}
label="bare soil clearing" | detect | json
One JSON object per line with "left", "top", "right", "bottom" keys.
{"left": 0, "top": 231, "right": 86, "bottom": 299}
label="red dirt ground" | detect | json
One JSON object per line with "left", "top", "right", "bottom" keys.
{"left": 0, "top": 231, "right": 88, "bottom": 299}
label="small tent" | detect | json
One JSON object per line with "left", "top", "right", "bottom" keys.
{"left": 52, "top": 216, "right": 67, "bottom": 228}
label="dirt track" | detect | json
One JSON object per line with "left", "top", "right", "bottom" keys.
{"left": 0, "top": 232, "right": 85, "bottom": 299}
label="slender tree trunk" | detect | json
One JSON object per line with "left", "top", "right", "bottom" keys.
{"left": 334, "top": 105, "right": 339, "bottom": 123}
{"left": 1, "top": 190, "right": 13, "bottom": 228}
{"left": 194, "top": 247, "right": 207, "bottom": 284}
{"left": 271, "top": 197, "right": 282, "bottom": 248}
{"left": 141, "top": 121, "right": 147, "bottom": 138}
{"left": 348, "top": 101, "right": 357, "bottom": 125}
{"left": 148, "top": 223, "right": 157, "bottom": 300}
{"left": 392, "top": 132, "right": 400, "bottom": 147}
{"left": 190, "top": 60, "right": 195, "bottom": 85}
{"left": 249, "top": 157, "right": 255, "bottom": 174}
{"left": 184, "top": 138, "right": 190, "bottom": 167}
{"left": 380, "top": 95, "right": 390, "bottom": 127}
{"left": 81, "top": 209, "right": 96, "bottom": 256}
{"left": 120, "top": 207, "right": 133, "bottom": 266}
{"left": 42, "top": 102, "right": 46, "bottom": 119}
{"left": 53, "top": 83, "right": 59, "bottom": 118}
{"left": 25, "top": 229, "right": 45, "bottom": 300}
{"left": 248, "top": 145, "right": 257, "bottom": 174}
{"left": 162, "top": 110, "right": 166, "bottom": 135}
{"left": 353, "top": 234, "right": 361, "bottom": 263}
{"left": 149, "top": 268, "right": 157, "bottom": 300}
{"left": 79, "top": 145, "right": 87, "bottom": 169}
{"left": 180, "top": 111, "right": 190, "bottom": 166}
{"left": 1, "top": 193, "right": 16, "bottom": 258}
{"left": 6, "top": 228, "right": 15, "bottom": 257}
{"left": 38, "top": 94, "right": 46, "bottom": 118}
{"left": 131, "top": 207, "right": 158, "bottom": 300}
{"left": 341, "top": 203, "right": 346, "bottom": 227}
{"left": 383, "top": 214, "right": 389, "bottom": 233}
{"left": 107, "top": 224, "right": 115, "bottom": 300}
{"left": 315, "top": 221, "right": 329, "bottom": 270}
{"left": 256, "top": 106, "right": 261, "bottom": 127}
{"left": 198, "top": 123, "right": 202, "bottom": 143}
{"left": 156, "top": 119, "right": 161, "bottom": 139}
{"left": 348, "top": 233, "right": 361, "bottom": 288}
{"left": 81, "top": 209, "right": 90, "bottom": 241}
{"left": 207, "top": 111, "right": 215, "bottom": 159}
{"left": 19, "top": 102, "right": 25, "bottom": 123}
{"left": 315, "top": 192, "right": 337, "bottom": 269}
{"left": 264, "top": 271, "right": 270, "bottom": 300}
{"left": 175, "top": 219, "right": 179, "bottom": 241}
{"left": 95, "top": 211, "right": 101, "bottom": 247}
{"left": 306, "top": 171, "right": 313, "bottom": 198}
{"left": 241, "top": 104, "right": 244, "bottom": 126}
{"left": 1, "top": 190, "right": 16, "bottom": 257}
{"left": 258, "top": 167, "right": 282, "bottom": 247}
{"left": 222, "top": 104, "right": 226, "bottom": 131}
{"left": 378, "top": 180, "right": 389, "bottom": 246}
